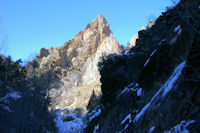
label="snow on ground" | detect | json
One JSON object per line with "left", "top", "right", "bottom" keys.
{"left": 118, "top": 58, "right": 186, "bottom": 132}
{"left": 89, "top": 108, "right": 101, "bottom": 122}
{"left": 121, "top": 113, "right": 132, "bottom": 130}
{"left": 128, "top": 82, "right": 137, "bottom": 88}
{"left": 144, "top": 49, "right": 157, "bottom": 67}
{"left": 93, "top": 124, "right": 99, "bottom": 133}
{"left": 121, "top": 114, "right": 132, "bottom": 125}
{"left": 118, "top": 87, "right": 129, "bottom": 97}
{"left": 0, "top": 91, "right": 21, "bottom": 103}
{"left": 120, "top": 110, "right": 138, "bottom": 131}
{"left": 137, "top": 88, "right": 142, "bottom": 96}
{"left": 174, "top": 25, "right": 182, "bottom": 36}
{"left": 149, "top": 126, "right": 155, "bottom": 133}
{"left": 164, "top": 120, "right": 195, "bottom": 133}
{"left": 119, "top": 61, "right": 186, "bottom": 131}
{"left": 54, "top": 110, "right": 85, "bottom": 133}
{"left": 54, "top": 96, "right": 86, "bottom": 133}
{"left": 118, "top": 82, "right": 142, "bottom": 97}
{"left": 162, "top": 61, "right": 186, "bottom": 96}
{"left": 133, "top": 61, "right": 186, "bottom": 123}
{"left": 134, "top": 102, "right": 150, "bottom": 122}
{"left": 0, "top": 91, "right": 21, "bottom": 112}
{"left": 0, "top": 105, "right": 12, "bottom": 112}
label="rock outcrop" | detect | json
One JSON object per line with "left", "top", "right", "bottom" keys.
{"left": 3, "top": 0, "right": 200, "bottom": 132}
{"left": 126, "top": 26, "right": 145, "bottom": 52}
{"left": 126, "top": 21, "right": 154, "bottom": 52}
{"left": 27, "top": 14, "right": 122, "bottom": 131}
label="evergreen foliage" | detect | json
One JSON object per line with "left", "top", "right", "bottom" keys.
{"left": 0, "top": 55, "right": 56, "bottom": 133}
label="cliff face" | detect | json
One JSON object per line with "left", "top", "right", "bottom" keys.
{"left": 20, "top": 0, "right": 200, "bottom": 132}
{"left": 29, "top": 14, "right": 122, "bottom": 110}
{"left": 87, "top": 0, "right": 200, "bottom": 132}
{"left": 27, "top": 14, "right": 122, "bottom": 132}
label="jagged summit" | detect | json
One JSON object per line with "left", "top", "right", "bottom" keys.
{"left": 27, "top": 14, "right": 122, "bottom": 132}
{"left": 92, "top": 14, "right": 108, "bottom": 25}
{"left": 74, "top": 14, "right": 111, "bottom": 43}
{"left": 83, "top": 14, "right": 108, "bottom": 31}
{"left": 2, "top": 0, "right": 200, "bottom": 132}
{"left": 35, "top": 14, "right": 122, "bottom": 69}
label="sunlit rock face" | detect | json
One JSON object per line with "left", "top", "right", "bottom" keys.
{"left": 28, "top": 14, "right": 122, "bottom": 113}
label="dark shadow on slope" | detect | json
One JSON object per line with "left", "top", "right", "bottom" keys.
{"left": 0, "top": 56, "right": 57, "bottom": 133}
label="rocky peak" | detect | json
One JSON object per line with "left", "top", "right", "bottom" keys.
{"left": 91, "top": 14, "right": 110, "bottom": 35}
{"left": 74, "top": 14, "right": 111, "bottom": 43}
{"left": 27, "top": 15, "right": 122, "bottom": 131}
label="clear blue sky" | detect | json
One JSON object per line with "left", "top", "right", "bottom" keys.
{"left": 0, "top": 0, "right": 172, "bottom": 61}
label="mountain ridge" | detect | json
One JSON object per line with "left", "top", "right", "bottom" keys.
{"left": 26, "top": 14, "right": 122, "bottom": 132}
{"left": 1, "top": 0, "right": 200, "bottom": 132}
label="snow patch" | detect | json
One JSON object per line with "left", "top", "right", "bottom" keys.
{"left": 3, "top": 106, "right": 11, "bottom": 112}
{"left": 0, "top": 90, "right": 21, "bottom": 112}
{"left": 174, "top": 25, "right": 182, "bottom": 36}
{"left": 120, "top": 110, "right": 138, "bottom": 131}
{"left": 89, "top": 108, "right": 101, "bottom": 122}
{"left": 149, "top": 126, "right": 155, "bottom": 133}
{"left": 0, "top": 105, "right": 12, "bottom": 112}
{"left": 162, "top": 61, "right": 186, "bottom": 96}
{"left": 7, "top": 92, "right": 21, "bottom": 99}
{"left": 121, "top": 114, "right": 132, "bottom": 125}
{"left": 54, "top": 97, "right": 86, "bottom": 133}
{"left": 144, "top": 49, "right": 157, "bottom": 67}
{"left": 93, "top": 124, "right": 99, "bottom": 133}
{"left": 164, "top": 120, "right": 195, "bottom": 133}
{"left": 128, "top": 82, "right": 136, "bottom": 88}
{"left": 144, "top": 59, "right": 151, "bottom": 67}
{"left": 118, "top": 82, "right": 142, "bottom": 97}
{"left": 134, "top": 102, "right": 150, "bottom": 122}
{"left": 54, "top": 111, "right": 85, "bottom": 133}
{"left": 118, "top": 87, "right": 129, "bottom": 97}
{"left": 150, "top": 49, "right": 157, "bottom": 56}
{"left": 0, "top": 91, "right": 21, "bottom": 104}
{"left": 137, "top": 88, "right": 142, "bottom": 96}
{"left": 134, "top": 61, "right": 186, "bottom": 122}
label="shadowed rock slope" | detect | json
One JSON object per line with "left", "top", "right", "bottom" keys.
{"left": 87, "top": 0, "right": 200, "bottom": 132}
